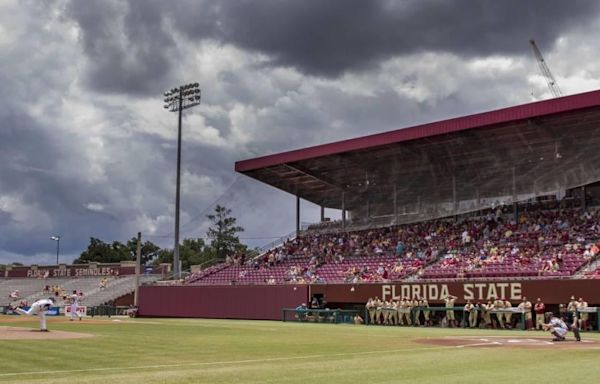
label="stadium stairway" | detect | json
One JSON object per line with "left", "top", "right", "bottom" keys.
{"left": 572, "top": 254, "right": 600, "bottom": 278}
{"left": 82, "top": 274, "right": 161, "bottom": 306}
{"left": 1, "top": 275, "right": 161, "bottom": 307}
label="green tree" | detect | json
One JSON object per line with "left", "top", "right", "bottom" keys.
{"left": 125, "top": 237, "right": 161, "bottom": 265}
{"left": 74, "top": 237, "right": 133, "bottom": 264}
{"left": 206, "top": 205, "right": 244, "bottom": 260}
{"left": 152, "top": 238, "right": 213, "bottom": 271}
{"left": 153, "top": 248, "right": 173, "bottom": 266}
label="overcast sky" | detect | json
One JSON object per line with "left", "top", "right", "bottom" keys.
{"left": 1, "top": 0, "right": 600, "bottom": 265}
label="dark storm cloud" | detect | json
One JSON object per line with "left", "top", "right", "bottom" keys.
{"left": 66, "top": 0, "right": 600, "bottom": 94}
{"left": 66, "top": 0, "right": 176, "bottom": 95}
{"left": 170, "top": 0, "right": 599, "bottom": 76}
{"left": 4, "top": 0, "right": 599, "bottom": 264}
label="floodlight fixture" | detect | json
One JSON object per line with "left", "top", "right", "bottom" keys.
{"left": 50, "top": 235, "right": 61, "bottom": 264}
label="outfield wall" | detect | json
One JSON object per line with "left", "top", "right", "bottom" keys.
{"left": 138, "top": 285, "right": 308, "bottom": 320}
{"left": 138, "top": 280, "right": 600, "bottom": 319}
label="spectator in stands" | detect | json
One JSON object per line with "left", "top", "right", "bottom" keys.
{"left": 187, "top": 203, "right": 600, "bottom": 286}
{"left": 395, "top": 241, "right": 405, "bottom": 256}
{"left": 9, "top": 290, "right": 19, "bottom": 300}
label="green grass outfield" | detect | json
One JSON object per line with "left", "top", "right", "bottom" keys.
{"left": 1, "top": 316, "right": 599, "bottom": 384}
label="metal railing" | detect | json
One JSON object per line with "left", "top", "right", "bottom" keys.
{"left": 257, "top": 230, "right": 298, "bottom": 255}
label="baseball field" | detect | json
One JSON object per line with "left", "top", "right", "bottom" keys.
{"left": 1, "top": 315, "right": 599, "bottom": 384}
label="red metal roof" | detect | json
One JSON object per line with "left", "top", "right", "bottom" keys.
{"left": 235, "top": 89, "right": 600, "bottom": 172}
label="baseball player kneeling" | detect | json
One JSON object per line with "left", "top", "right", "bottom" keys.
{"left": 542, "top": 312, "right": 580, "bottom": 342}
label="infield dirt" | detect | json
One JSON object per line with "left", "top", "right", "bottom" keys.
{"left": 415, "top": 335, "right": 598, "bottom": 349}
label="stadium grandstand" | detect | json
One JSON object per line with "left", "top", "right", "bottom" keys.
{"left": 184, "top": 89, "right": 600, "bottom": 287}
{"left": 0, "top": 262, "right": 166, "bottom": 310}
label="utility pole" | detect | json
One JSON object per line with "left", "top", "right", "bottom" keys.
{"left": 529, "top": 39, "right": 562, "bottom": 98}
{"left": 134, "top": 232, "right": 141, "bottom": 307}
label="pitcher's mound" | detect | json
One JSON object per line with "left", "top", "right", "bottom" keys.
{"left": 0, "top": 326, "right": 94, "bottom": 340}
{"left": 415, "top": 335, "right": 598, "bottom": 349}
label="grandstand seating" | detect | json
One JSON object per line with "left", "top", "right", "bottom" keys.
{"left": 0, "top": 275, "right": 161, "bottom": 307}
{"left": 585, "top": 268, "right": 600, "bottom": 278}
{"left": 0, "top": 278, "right": 67, "bottom": 306}
{"left": 184, "top": 206, "right": 600, "bottom": 285}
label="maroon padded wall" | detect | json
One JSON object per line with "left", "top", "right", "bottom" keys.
{"left": 138, "top": 285, "right": 308, "bottom": 320}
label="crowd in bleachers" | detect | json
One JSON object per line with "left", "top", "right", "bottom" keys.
{"left": 185, "top": 204, "right": 600, "bottom": 285}
{"left": 422, "top": 208, "right": 600, "bottom": 279}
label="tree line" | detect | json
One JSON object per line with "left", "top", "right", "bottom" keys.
{"left": 1, "top": 205, "right": 255, "bottom": 271}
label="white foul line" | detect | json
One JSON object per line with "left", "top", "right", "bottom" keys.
{"left": 0, "top": 345, "right": 457, "bottom": 378}
{"left": 456, "top": 341, "right": 501, "bottom": 348}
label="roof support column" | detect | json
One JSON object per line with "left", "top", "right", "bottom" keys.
{"left": 296, "top": 196, "right": 300, "bottom": 237}
{"left": 452, "top": 175, "right": 457, "bottom": 216}
{"left": 341, "top": 191, "right": 346, "bottom": 231}
{"left": 393, "top": 184, "right": 398, "bottom": 225}
{"left": 512, "top": 167, "right": 518, "bottom": 222}
{"left": 320, "top": 205, "right": 325, "bottom": 222}
{"left": 581, "top": 186, "right": 587, "bottom": 210}
{"left": 512, "top": 167, "right": 517, "bottom": 202}
{"left": 476, "top": 188, "right": 481, "bottom": 212}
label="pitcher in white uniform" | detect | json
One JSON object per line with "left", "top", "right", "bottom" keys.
{"left": 14, "top": 297, "right": 55, "bottom": 332}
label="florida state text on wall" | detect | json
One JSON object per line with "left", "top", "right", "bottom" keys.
{"left": 382, "top": 284, "right": 450, "bottom": 301}
{"left": 382, "top": 282, "right": 522, "bottom": 302}
{"left": 463, "top": 282, "right": 521, "bottom": 301}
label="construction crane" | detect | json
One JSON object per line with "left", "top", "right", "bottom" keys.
{"left": 529, "top": 39, "right": 563, "bottom": 98}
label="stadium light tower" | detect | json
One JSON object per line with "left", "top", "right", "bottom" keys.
{"left": 50, "top": 235, "right": 60, "bottom": 264}
{"left": 163, "top": 82, "right": 201, "bottom": 279}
